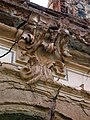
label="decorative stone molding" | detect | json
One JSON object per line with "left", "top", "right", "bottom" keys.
{"left": 0, "top": 22, "right": 23, "bottom": 50}
{"left": 16, "top": 19, "right": 72, "bottom": 85}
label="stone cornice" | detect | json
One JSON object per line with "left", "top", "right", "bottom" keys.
{"left": 65, "top": 58, "right": 90, "bottom": 74}
{"left": 0, "top": 22, "right": 23, "bottom": 41}
{"left": 0, "top": 0, "right": 90, "bottom": 29}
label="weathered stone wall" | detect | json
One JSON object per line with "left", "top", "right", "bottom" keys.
{"left": 0, "top": 1, "right": 90, "bottom": 120}
{"left": 0, "top": 63, "right": 90, "bottom": 120}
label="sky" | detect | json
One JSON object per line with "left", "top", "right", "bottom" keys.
{"left": 30, "top": 0, "right": 48, "bottom": 7}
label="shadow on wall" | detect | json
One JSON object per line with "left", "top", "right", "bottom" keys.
{"left": 0, "top": 113, "right": 44, "bottom": 120}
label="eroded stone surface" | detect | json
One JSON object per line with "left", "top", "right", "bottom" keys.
{"left": 0, "top": 64, "right": 90, "bottom": 120}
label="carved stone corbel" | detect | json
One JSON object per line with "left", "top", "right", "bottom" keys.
{"left": 17, "top": 19, "right": 72, "bottom": 85}
{"left": 19, "top": 56, "right": 55, "bottom": 85}
{"left": 55, "top": 27, "right": 72, "bottom": 59}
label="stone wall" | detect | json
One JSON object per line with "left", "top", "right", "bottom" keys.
{"left": 0, "top": 63, "right": 90, "bottom": 120}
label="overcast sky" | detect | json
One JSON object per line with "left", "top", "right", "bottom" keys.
{"left": 30, "top": 0, "right": 48, "bottom": 7}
